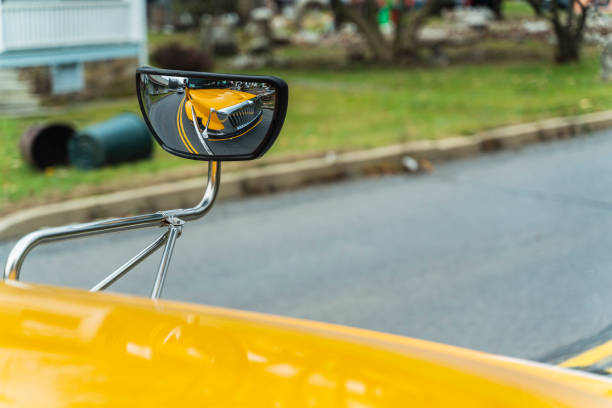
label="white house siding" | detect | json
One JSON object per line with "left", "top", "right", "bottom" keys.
{"left": 3, "top": 1, "right": 131, "bottom": 50}
{"left": 0, "top": 0, "right": 147, "bottom": 95}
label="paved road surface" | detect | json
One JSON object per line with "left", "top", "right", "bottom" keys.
{"left": 4, "top": 130, "right": 612, "bottom": 362}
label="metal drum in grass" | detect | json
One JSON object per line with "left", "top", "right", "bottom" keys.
{"left": 68, "top": 113, "right": 153, "bottom": 169}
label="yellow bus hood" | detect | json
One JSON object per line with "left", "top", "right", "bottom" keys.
{"left": 0, "top": 281, "right": 611, "bottom": 407}
{"left": 187, "top": 88, "right": 255, "bottom": 112}
{"left": 185, "top": 88, "right": 256, "bottom": 131}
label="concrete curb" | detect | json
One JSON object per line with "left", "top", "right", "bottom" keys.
{"left": 2, "top": 110, "right": 612, "bottom": 241}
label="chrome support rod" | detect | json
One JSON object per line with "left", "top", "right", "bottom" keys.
{"left": 4, "top": 161, "right": 221, "bottom": 285}
{"left": 90, "top": 231, "right": 169, "bottom": 292}
{"left": 3, "top": 213, "right": 166, "bottom": 281}
{"left": 165, "top": 161, "right": 221, "bottom": 222}
{"left": 151, "top": 219, "right": 183, "bottom": 300}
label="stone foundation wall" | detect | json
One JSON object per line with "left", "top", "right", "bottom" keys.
{"left": 17, "top": 57, "right": 137, "bottom": 104}
{"left": 18, "top": 66, "right": 51, "bottom": 95}
{"left": 83, "top": 57, "right": 137, "bottom": 99}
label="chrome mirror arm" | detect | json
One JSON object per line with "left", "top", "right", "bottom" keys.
{"left": 164, "top": 161, "right": 220, "bottom": 222}
{"left": 3, "top": 161, "right": 221, "bottom": 297}
{"left": 3, "top": 213, "right": 168, "bottom": 281}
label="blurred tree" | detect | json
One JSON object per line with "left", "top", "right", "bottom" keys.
{"left": 152, "top": 42, "right": 215, "bottom": 70}
{"left": 173, "top": 0, "right": 240, "bottom": 21}
{"left": 526, "top": 0, "right": 589, "bottom": 63}
{"left": 237, "top": 0, "right": 257, "bottom": 22}
{"left": 472, "top": 0, "right": 504, "bottom": 20}
{"left": 525, "top": 0, "right": 544, "bottom": 15}
{"left": 491, "top": 0, "right": 504, "bottom": 19}
{"left": 329, "top": 0, "right": 440, "bottom": 63}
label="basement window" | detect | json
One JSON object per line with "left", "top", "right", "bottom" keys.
{"left": 51, "top": 62, "right": 84, "bottom": 94}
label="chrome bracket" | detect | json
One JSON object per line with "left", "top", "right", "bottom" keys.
{"left": 3, "top": 161, "right": 221, "bottom": 300}
{"left": 151, "top": 216, "right": 184, "bottom": 299}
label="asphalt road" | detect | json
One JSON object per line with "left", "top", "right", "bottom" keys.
{"left": 148, "top": 92, "right": 271, "bottom": 157}
{"left": 4, "top": 130, "right": 612, "bottom": 362}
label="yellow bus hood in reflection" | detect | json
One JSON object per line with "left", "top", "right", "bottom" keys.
{"left": 1, "top": 281, "right": 611, "bottom": 407}
{"left": 185, "top": 88, "right": 256, "bottom": 131}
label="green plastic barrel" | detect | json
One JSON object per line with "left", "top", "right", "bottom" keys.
{"left": 68, "top": 113, "right": 153, "bottom": 169}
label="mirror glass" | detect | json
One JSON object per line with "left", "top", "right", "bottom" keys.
{"left": 138, "top": 73, "right": 279, "bottom": 159}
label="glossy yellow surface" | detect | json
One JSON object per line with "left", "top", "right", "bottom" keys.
{"left": 1, "top": 281, "right": 611, "bottom": 407}
{"left": 185, "top": 88, "right": 256, "bottom": 131}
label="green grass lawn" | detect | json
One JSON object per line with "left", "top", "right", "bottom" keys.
{"left": 272, "top": 57, "right": 612, "bottom": 153}
{"left": 0, "top": 99, "right": 190, "bottom": 213}
{"left": 2, "top": 53, "right": 612, "bottom": 212}
{"left": 504, "top": 0, "right": 536, "bottom": 18}
{"left": 148, "top": 31, "right": 200, "bottom": 48}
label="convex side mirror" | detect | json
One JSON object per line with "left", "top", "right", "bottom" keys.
{"left": 137, "top": 67, "right": 288, "bottom": 161}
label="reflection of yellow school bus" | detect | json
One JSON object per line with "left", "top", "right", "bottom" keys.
{"left": 185, "top": 88, "right": 263, "bottom": 139}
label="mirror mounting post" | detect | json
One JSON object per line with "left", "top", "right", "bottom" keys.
{"left": 89, "top": 231, "right": 170, "bottom": 292}
{"left": 3, "top": 161, "right": 221, "bottom": 299}
{"left": 4, "top": 67, "right": 287, "bottom": 299}
{"left": 151, "top": 217, "right": 183, "bottom": 299}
